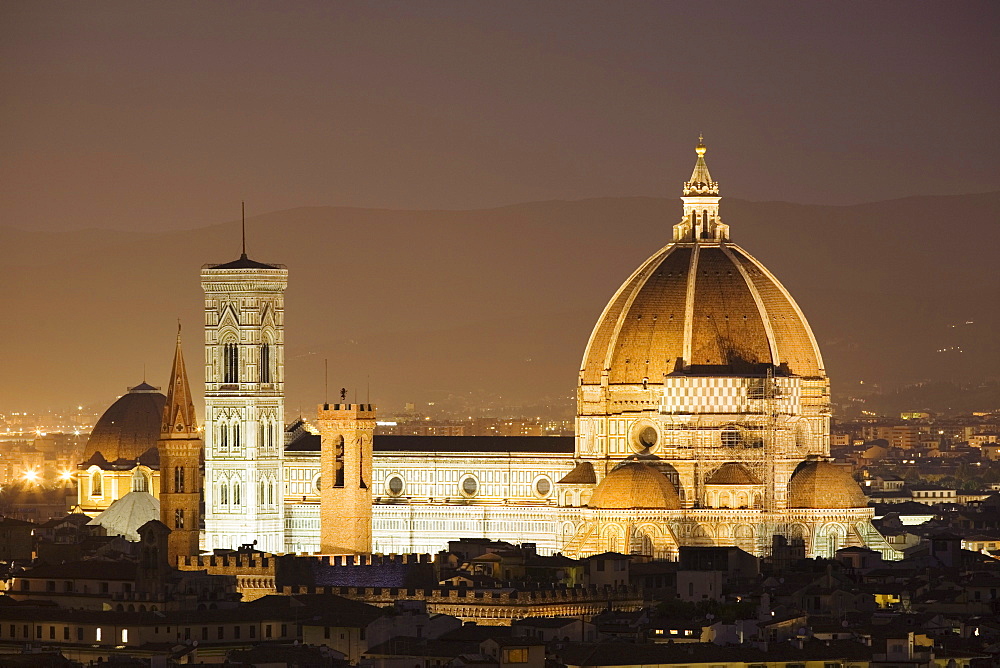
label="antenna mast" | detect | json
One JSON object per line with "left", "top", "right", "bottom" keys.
{"left": 241, "top": 201, "right": 246, "bottom": 258}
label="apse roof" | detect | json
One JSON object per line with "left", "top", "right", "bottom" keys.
{"left": 86, "top": 491, "right": 160, "bottom": 541}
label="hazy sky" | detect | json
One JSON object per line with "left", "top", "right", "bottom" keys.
{"left": 2, "top": 1, "right": 997, "bottom": 232}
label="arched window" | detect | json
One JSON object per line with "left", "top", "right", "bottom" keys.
{"left": 174, "top": 466, "right": 185, "bottom": 493}
{"left": 259, "top": 481, "right": 265, "bottom": 506}
{"left": 132, "top": 469, "right": 148, "bottom": 493}
{"left": 232, "top": 422, "right": 241, "bottom": 449}
{"left": 267, "top": 480, "right": 274, "bottom": 506}
{"left": 220, "top": 482, "right": 228, "bottom": 505}
{"left": 223, "top": 342, "right": 239, "bottom": 383}
{"left": 233, "top": 481, "right": 241, "bottom": 505}
{"left": 260, "top": 344, "right": 270, "bottom": 383}
{"left": 91, "top": 471, "right": 103, "bottom": 496}
{"left": 219, "top": 423, "right": 229, "bottom": 450}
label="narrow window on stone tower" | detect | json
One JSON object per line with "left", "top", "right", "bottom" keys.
{"left": 334, "top": 436, "right": 345, "bottom": 488}
{"left": 174, "top": 509, "right": 184, "bottom": 529}
{"left": 233, "top": 481, "right": 241, "bottom": 505}
{"left": 219, "top": 423, "right": 229, "bottom": 451}
{"left": 220, "top": 482, "right": 228, "bottom": 505}
{"left": 174, "top": 466, "right": 185, "bottom": 494}
{"left": 260, "top": 344, "right": 270, "bottom": 383}
{"left": 233, "top": 422, "right": 241, "bottom": 449}
{"left": 223, "top": 342, "right": 239, "bottom": 383}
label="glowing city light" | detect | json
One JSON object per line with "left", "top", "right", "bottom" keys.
{"left": 22, "top": 469, "right": 39, "bottom": 483}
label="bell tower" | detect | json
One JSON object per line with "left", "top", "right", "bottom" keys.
{"left": 201, "top": 241, "right": 288, "bottom": 554}
{"left": 315, "top": 402, "right": 375, "bottom": 554}
{"left": 158, "top": 325, "right": 203, "bottom": 562}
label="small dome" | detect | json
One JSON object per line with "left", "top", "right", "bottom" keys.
{"left": 788, "top": 460, "right": 867, "bottom": 509}
{"left": 87, "top": 491, "right": 160, "bottom": 542}
{"left": 706, "top": 463, "right": 761, "bottom": 485}
{"left": 588, "top": 463, "right": 681, "bottom": 510}
{"left": 83, "top": 384, "right": 165, "bottom": 463}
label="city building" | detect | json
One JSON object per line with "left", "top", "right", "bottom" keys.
{"left": 75, "top": 142, "right": 893, "bottom": 560}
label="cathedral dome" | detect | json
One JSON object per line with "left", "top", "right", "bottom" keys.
{"left": 588, "top": 463, "right": 681, "bottom": 510}
{"left": 706, "top": 462, "right": 761, "bottom": 485}
{"left": 580, "top": 142, "right": 823, "bottom": 386}
{"left": 83, "top": 383, "right": 165, "bottom": 463}
{"left": 787, "top": 459, "right": 867, "bottom": 509}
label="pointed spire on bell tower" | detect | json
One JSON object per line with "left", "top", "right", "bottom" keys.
{"left": 674, "top": 136, "right": 728, "bottom": 242}
{"left": 162, "top": 321, "right": 199, "bottom": 437}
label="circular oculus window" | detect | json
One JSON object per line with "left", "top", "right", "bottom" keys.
{"left": 460, "top": 475, "right": 479, "bottom": 497}
{"left": 387, "top": 475, "right": 404, "bottom": 496}
{"left": 630, "top": 421, "right": 660, "bottom": 454}
{"left": 534, "top": 476, "right": 552, "bottom": 497}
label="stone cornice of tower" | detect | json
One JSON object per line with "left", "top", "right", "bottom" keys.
{"left": 161, "top": 325, "right": 200, "bottom": 438}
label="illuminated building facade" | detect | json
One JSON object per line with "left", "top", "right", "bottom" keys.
{"left": 366, "top": 141, "right": 895, "bottom": 559}
{"left": 77, "top": 142, "right": 896, "bottom": 560}
{"left": 200, "top": 252, "right": 288, "bottom": 554}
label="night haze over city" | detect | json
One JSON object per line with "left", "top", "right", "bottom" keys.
{"left": 3, "top": 4, "right": 1000, "bottom": 666}
{"left": 2, "top": 1, "right": 998, "bottom": 420}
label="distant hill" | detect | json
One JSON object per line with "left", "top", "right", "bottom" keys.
{"left": 3, "top": 192, "right": 999, "bottom": 416}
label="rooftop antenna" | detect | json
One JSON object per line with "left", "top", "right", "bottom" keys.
{"left": 241, "top": 201, "right": 247, "bottom": 259}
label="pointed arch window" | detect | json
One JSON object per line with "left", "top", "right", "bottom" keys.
{"left": 220, "top": 481, "right": 229, "bottom": 506}
{"left": 232, "top": 422, "right": 241, "bottom": 450}
{"left": 260, "top": 344, "right": 270, "bottom": 383}
{"left": 223, "top": 342, "right": 239, "bottom": 383}
{"left": 267, "top": 480, "right": 274, "bottom": 506}
{"left": 233, "top": 480, "right": 241, "bottom": 505}
{"left": 174, "top": 466, "right": 185, "bottom": 493}
{"left": 91, "top": 471, "right": 103, "bottom": 496}
{"left": 219, "top": 422, "right": 229, "bottom": 451}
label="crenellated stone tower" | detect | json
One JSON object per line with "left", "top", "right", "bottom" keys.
{"left": 158, "top": 325, "right": 204, "bottom": 562}
{"left": 201, "top": 249, "right": 287, "bottom": 554}
{"left": 315, "top": 403, "right": 375, "bottom": 554}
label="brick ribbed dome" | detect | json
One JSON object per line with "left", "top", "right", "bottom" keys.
{"left": 580, "top": 244, "right": 824, "bottom": 384}
{"left": 580, "top": 141, "right": 824, "bottom": 387}
{"left": 83, "top": 384, "right": 165, "bottom": 463}
{"left": 588, "top": 463, "right": 681, "bottom": 510}
{"left": 787, "top": 460, "right": 867, "bottom": 509}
